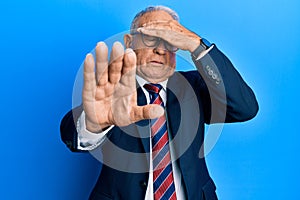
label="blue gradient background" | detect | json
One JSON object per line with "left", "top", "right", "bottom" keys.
{"left": 0, "top": 0, "right": 299, "bottom": 199}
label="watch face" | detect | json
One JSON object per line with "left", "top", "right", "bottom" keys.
{"left": 202, "top": 38, "right": 212, "bottom": 48}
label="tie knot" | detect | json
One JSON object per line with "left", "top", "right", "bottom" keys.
{"left": 143, "top": 83, "right": 163, "bottom": 94}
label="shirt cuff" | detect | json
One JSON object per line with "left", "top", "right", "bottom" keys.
{"left": 76, "top": 111, "right": 114, "bottom": 150}
{"left": 195, "top": 45, "right": 214, "bottom": 60}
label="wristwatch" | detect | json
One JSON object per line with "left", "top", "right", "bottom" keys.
{"left": 191, "top": 37, "right": 212, "bottom": 59}
{"left": 201, "top": 38, "right": 212, "bottom": 49}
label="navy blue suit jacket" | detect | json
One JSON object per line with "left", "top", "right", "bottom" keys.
{"left": 60, "top": 46, "right": 259, "bottom": 200}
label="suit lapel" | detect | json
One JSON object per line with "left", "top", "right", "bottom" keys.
{"left": 166, "top": 73, "right": 182, "bottom": 141}
{"left": 166, "top": 88, "right": 181, "bottom": 141}
{"left": 135, "top": 85, "right": 151, "bottom": 154}
{"left": 166, "top": 74, "right": 192, "bottom": 196}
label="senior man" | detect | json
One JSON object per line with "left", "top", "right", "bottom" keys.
{"left": 60, "top": 5, "right": 258, "bottom": 200}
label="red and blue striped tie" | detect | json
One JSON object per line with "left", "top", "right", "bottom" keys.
{"left": 144, "top": 83, "right": 177, "bottom": 200}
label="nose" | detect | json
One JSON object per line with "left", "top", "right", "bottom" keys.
{"left": 153, "top": 40, "right": 166, "bottom": 55}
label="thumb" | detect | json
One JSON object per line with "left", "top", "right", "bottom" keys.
{"left": 131, "top": 104, "right": 165, "bottom": 122}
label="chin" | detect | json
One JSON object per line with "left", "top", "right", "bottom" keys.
{"left": 144, "top": 72, "right": 173, "bottom": 83}
{"left": 137, "top": 64, "right": 174, "bottom": 81}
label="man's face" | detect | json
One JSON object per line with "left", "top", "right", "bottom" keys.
{"left": 130, "top": 11, "right": 176, "bottom": 83}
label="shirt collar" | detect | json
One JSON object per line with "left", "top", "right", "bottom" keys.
{"left": 136, "top": 75, "right": 168, "bottom": 91}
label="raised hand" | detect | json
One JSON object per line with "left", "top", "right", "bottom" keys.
{"left": 137, "top": 19, "right": 201, "bottom": 52}
{"left": 83, "top": 42, "right": 164, "bottom": 132}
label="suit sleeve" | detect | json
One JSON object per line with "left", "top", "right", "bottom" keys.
{"left": 192, "top": 45, "right": 259, "bottom": 124}
{"left": 60, "top": 105, "right": 85, "bottom": 152}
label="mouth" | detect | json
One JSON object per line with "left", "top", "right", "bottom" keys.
{"left": 149, "top": 60, "right": 164, "bottom": 66}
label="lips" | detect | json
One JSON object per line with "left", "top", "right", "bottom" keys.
{"left": 149, "top": 60, "right": 164, "bottom": 65}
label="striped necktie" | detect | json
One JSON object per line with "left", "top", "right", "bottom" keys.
{"left": 144, "top": 83, "right": 177, "bottom": 200}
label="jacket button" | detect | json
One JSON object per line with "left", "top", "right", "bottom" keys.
{"left": 140, "top": 181, "right": 147, "bottom": 190}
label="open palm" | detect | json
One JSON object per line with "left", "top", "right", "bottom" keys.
{"left": 82, "top": 42, "right": 164, "bottom": 132}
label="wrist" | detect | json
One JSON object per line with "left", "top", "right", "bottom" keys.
{"left": 188, "top": 36, "right": 201, "bottom": 53}
{"left": 191, "top": 37, "right": 212, "bottom": 59}
{"left": 85, "top": 119, "right": 110, "bottom": 133}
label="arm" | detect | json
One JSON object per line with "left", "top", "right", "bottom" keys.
{"left": 60, "top": 106, "right": 115, "bottom": 152}
{"left": 60, "top": 106, "right": 84, "bottom": 152}
{"left": 60, "top": 42, "right": 164, "bottom": 152}
{"left": 138, "top": 20, "right": 258, "bottom": 124}
{"left": 192, "top": 45, "right": 259, "bottom": 123}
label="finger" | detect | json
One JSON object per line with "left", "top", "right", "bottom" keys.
{"left": 95, "top": 42, "right": 108, "bottom": 86}
{"left": 141, "top": 20, "right": 172, "bottom": 28}
{"left": 138, "top": 20, "right": 175, "bottom": 33}
{"left": 83, "top": 53, "right": 96, "bottom": 99}
{"left": 138, "top": 20, "right": 186, "bottom": 39}
{"left": 109, "top": 41, "right": 124, "bottom": 84}
{"left": 137, "top": 27, "right": 162, "bottom": 37}
{"left": 122, "top": 48, "right": 136, "bottom": 75}
{"left": 131, "top": 104, "right": 165, "bottom": 122}
{"left": 119, "top": 48, "right": 136, "bottom": 87}
{"left": 140, "top": 20, "right": 197, "bottom": 38}
{"left": 138, "top": 27, "right": 174, "bottom": 46}
{"left": 138, "top": 26, "right": 193, "bottom": 51}
{"left": 138, "top": 27, "right": 171, "bottom": 42}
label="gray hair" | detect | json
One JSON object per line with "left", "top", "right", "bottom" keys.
{"left": 130, "top": 5, "right": 179, "bottom": 33}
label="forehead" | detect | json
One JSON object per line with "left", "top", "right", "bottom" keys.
{"left": 136, "top": 10, "right": 174, "bottom": 27}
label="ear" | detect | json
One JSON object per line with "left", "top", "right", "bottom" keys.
{"left": 124, "top": 34, "right": 133, "bottom": 48}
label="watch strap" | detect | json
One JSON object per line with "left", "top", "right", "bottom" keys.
{"left": 191, "top": 38, "right": 212, "bottom": 59}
